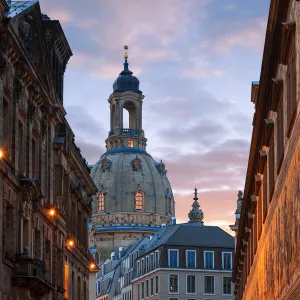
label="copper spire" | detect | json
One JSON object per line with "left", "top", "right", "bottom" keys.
{"left": 188, "top": 187, "right": 204, "bottom": 224}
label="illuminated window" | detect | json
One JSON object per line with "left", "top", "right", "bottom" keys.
{"left": 128, "top": 140, "right": 134, "bottom": 148}
{"left": 97, "top": 193, "right": 104, "bottom": 211}
{"left": 135, "top": 192, "right": 143, "bottom": 210}
{"left": 64, "top": 264, "right": 69, "bottom": 299}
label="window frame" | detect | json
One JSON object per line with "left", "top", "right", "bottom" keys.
{"left": 185, "top": 250, "right": 196, "bottom": 269}
{"left": 203, "top": 275, "right": 215, "bottom": 295}
{"left": 186, "top": 274, "right": 196, "bottom": 295}
{"left": 221, "top": 252, "right": 232, "bottom": 270}
{"left": 97, "top": 192, "right": 105, "bottom": 211}
{"left": 168, "top": 249, "right": 179, "bottom": 268}
{"left": 155, "top": 275, "right": 159, "bottom": 294}
{"left": 168, "top": 273, "right": 179, "bottom": 294}
{"left": 204, "top": 251, "right": 214, "bottom": 269}
{"left": 222, "top": 276, "right": 232, "bottom": 296}
{"left": 135, "top": 192, "right": 144, "bottom": 211}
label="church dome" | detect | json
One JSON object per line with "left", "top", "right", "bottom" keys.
{"left": 91, "top": 151, "right": 173, "bottom": 221}
{"left": 113, "top": 60, "right": 142, "bottom": 94}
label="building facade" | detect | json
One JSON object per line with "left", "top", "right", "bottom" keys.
{"left": 0, "top": 1, "right": 98, "bottom": 299}
{"left": 90, "top": 47, "right": 175, "bottom": 260}
{"left": 96, "top": 190, "right": 235, "bottom": 300}
{"left": 233, "top": 0, "right": 300, "bottom": 299}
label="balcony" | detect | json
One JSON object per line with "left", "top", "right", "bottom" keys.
{"left": 12, "top": 255, "right": 53, "bottom": 293}
{"left": 109, "top": 128, "right": 142, "bottom": 137}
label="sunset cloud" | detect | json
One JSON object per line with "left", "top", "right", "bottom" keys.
{"left": 38, "top": 0, "right": 269, "bottom": 232}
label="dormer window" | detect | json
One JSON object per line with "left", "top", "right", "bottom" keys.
{"left": 128, "top": 140, "right": 134, "bottom": 148}
{"left": 97, "top": 192, "right": 104, "bottom": 211}
{"left": 135, "top": 192, "right": 143, "bottom": 210}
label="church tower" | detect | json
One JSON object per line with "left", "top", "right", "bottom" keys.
{"left": 89, "top": 46, "right": 175, "bottom": 261}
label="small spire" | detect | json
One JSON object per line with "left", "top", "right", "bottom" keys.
{"left": 120, "top": 45, "right": 132, "bottom": 75}
{"left": 188, "top": 187, "right": 204, "bottom": 224}
{"left": 194, "top": 187, "right": 198, "bottom": 200}
{"left": 124, "top": 45, "right": 128, "bottom": 60}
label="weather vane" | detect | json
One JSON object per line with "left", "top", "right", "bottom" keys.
{"left": 124, "top": 45, "right": 128, "bottom": 60}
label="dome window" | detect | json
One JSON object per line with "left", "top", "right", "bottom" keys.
{"left": 135, "top": 192, "right": 143, "bottom": 210}
{"left": 128, "top": 140, "right": 134, "bottom": 148}
{"left": 97, "top": 192, "right": 104, "bottom": 211}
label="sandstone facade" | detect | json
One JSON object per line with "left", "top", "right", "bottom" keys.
{"left": 0, "top": 1, "right": 98, "bottom": 299}
{"left": 233, "top": 0, "right": 300, "bottom": 299}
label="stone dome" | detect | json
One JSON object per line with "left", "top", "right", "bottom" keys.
{"left": 91, "top": 150, "right": 174, "bottom": 219}
{"left": 112, "top": 60, "right": 142, "bottom": 94}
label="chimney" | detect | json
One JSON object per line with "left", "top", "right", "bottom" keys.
{"left": 119, "top": 247, "right": 124, "bottom": 258}
{"left": 172, "top": 217, "right": 176, "bottom": 225}
{"left": 111, "top": 252, "right": 116, "bottom": 260}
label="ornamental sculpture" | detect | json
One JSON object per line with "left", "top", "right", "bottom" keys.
{"left": 132, "top": 156, "right": 142, "bottom": 171}
{"left": 101, "top": 157, "right": 112, "bottom": 172}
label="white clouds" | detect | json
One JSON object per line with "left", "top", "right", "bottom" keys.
{"left": 200, "top": 18, "right": 267, "bottom": 54}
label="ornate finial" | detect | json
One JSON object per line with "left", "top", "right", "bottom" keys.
{"left": 188, "top": 187, "right": 204, "bottom": 224}
{"left": 236, "top": 190, "right": 243, "bottom": 213}
{"left": 124, "top": 45, "right": 128, "bottom": 60}
{"left": 194, "top": 187, "right": 198, "bottom": 200}
{"left": 237, "top": 190, "right": 243, "bottom": 200}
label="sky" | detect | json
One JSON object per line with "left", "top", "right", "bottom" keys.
{"left": 39, "top": 0, "right": 270, "bottom": 233}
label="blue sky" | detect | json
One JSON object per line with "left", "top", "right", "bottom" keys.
{"left": 39, "top": 0, "right": 270, "bottom": 231}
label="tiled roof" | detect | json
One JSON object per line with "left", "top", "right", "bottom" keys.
{"left": 4, "top": 1, "right": 38, "bottom": 18}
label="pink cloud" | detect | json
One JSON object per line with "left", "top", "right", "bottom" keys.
{"left": 200, "top": 18, "right": 267, "bottom": 54}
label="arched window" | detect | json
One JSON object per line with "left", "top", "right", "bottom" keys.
{"left": 135, "top": 192, "right": 143, "bottom": 210}
{"left": 168, "top": 197, "right": 172, "bottom": 214}
{"left": 97, "top": 193, "right": 104, "bottom": 211}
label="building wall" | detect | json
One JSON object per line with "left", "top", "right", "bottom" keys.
{"left": 132, "top": 269, "right": 234, "bottom": 300}
{"left": 233, "top": 0, "right": 300, "bottom": 299}
{"left": 0, "top": 3, "right": 97, "bottom": 300}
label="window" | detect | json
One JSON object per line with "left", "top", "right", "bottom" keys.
{"left": 269, "top": 140, "right": 275, "bottom": 201}
{"left": 168, "top": 249, "right": 179, "bottom": 268}
{"left": 137, "top": 261, "right": 140, "bottom": 277}
{"left": 169, "top": 274, "right": 179, "bottom": 294}
{"left": 276, "top": 99, "right": 284, "bottom": 172}
{"left": 287, "top": 38, "right": 296, "bottom": 135}
{"left": 186, "top": 275, "right": 196, "bottom": 294}
{"left": 204, "top": 251, "right": 214, "bottom": 269}
{"left": 223, "top": 277, "right": 232, "bottom": 295}
{"left": 97, "top": 192, "right": 104, "bottom": 211}
{"left": 169, "top": 298, "right": 179, "bottom": 300}
{"left": 138, "top": 283, "right": 140, "bottom": 300}
{"left": 150, "top": 277, "right": 153, "bottom": 296}
{"left": 142, "top": 281, "right": 144, "bottom": 299}
{"left": 146, "top": 256, "right": 149, "bottom": 272}
{"left": 32, "top": 138, "right": 36, "bottom": 177}
{"left": 128, "top": 140, "right": 134, "bottom": 147}
{"left": 146, "top": 280, "right": 149, "bottom": 297}
{"left": 150, "top": 253, "right": 154, "bottom": 270}
{"left": 222, "top": 252, "right": 232, "bottom": 270}
{"left": 186, "top": 250, "right": 196, "bottom": 269}
{"left": 204, "top": 276, "right": 215, "bottom": 295}
{"left": 155, "top": 275, "right": 159, "bottom": 294}
{"left": 168, "top": 197, "right": 172, "bottom": 214}
{"left": 135, "top": 192, "right": 143, "bottom": 210}
{"left": 155, "top": 250, "right": 160, "bottom": 268}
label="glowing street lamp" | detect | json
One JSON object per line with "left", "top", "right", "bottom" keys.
{"left": 48, "top": 208, "right": 56, "bottom": 217}
{"left": 68, "top": 239, "right": 74, "bottom": 247}
{"left": 0, "top": 149, "right": 3, "bottom": 158}
{"left": 90, "top": 263, "right": 96, "bottom": 270}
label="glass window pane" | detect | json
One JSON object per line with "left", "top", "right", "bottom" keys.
{"left": 204, "top": 276, "right": 214, "bottom": 294}
{"left": 223, "top": 277, "right": 232, "bottom": 295}
{"left": 169, "top": 275, "right": 178, "bottom": 293}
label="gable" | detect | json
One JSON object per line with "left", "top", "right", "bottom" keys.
{"left": 7, "top": 1, "right": 55, "bottom": 96}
